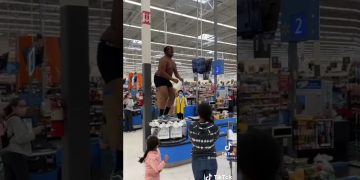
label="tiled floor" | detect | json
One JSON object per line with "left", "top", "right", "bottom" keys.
{"left": 124, "top": 129, "right": 237, "bottom": 180}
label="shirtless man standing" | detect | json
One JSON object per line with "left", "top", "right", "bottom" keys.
{"left": 154, "top": 46, "right": 183, "bottom": 118}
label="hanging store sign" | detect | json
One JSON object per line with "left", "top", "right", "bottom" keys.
{"left": 212, "top": 59, "right": 225, "bottom": 75}
{"left": 142, "top": 11, "right": 151, "bottom": 25}
{"left": 254, "top": 35, "right": 271, "bottom": 58}
{"left": 281, "top": 0, "right": 320, "bottom": 42}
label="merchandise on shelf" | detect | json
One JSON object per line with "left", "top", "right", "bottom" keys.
{"left": 89, "top": 79, "right": 105, "bottom": 137}
{"left": 238, "top": 74, "right": 288, "bottom": 124}
{"left": 149, "top": 118, "right": 187, "bottom": 140}
{"left": 293, "top": 117, "right": 334, "bottom": 151}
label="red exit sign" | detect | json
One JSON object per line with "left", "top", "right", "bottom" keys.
{"left": 142, "top": 11, "right": 151, "bottom": 25}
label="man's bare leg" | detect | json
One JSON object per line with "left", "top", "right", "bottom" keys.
{"left": 156, "top": 86, "right": 169, "bottom": 116}
{"left": 97, "top": 0, "right": 123, "bottom": 177}
{"left": 164, "top": 87, "right": 176, "bottom": 116}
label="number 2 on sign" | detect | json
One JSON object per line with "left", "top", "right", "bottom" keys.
{"left": 295, "top": 18, "right": 303, "bottom": 34}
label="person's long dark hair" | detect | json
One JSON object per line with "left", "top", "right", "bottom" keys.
{"left": 139, "top": 136, "right": 160, "bottom": 163}
{"left": 124, "top": 92, "right": 130, "bottom": 99}
{"left": 3, "top": 98, "right": 20, "bottom": 117}
{"left": 197, "top": 103, "right": 213, "bottom": 123}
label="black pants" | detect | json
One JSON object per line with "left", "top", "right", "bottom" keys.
{"left": 97, "top": 40, "right": 122, "bottom": 84}
{"left": 124, "top": 110, "right": 133, "bottom": 131}
{"left": 177, "top": 113, "right": 184, "bottom": 120}
{"left": 228, "top": 100, "right": 234, "bottom": 112}
{"left": 2, "top": 152, "right": 29, "bottom": 180}
{"left": 154, "top": 75, "right": 173, "bottom": 88}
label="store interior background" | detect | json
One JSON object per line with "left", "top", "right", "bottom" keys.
{"left": 123, "top": 0, "right": 237, "bottom": 179}
{"left": 0, "top": 0, "right": 359, "bottom": 180}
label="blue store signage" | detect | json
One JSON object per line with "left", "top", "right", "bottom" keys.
{"left": 296, "top": 80, "right": 322, "bottom": 89}
{"left": 281, "top": 0, "right": 319, "bottom": 42}
{"left": 212, "top": 59, "right": 224, "bottom": 75}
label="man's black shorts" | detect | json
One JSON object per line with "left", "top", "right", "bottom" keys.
{"left": 97, "top": 40, "right": 122, "bottom": 84}
{"left": 154, "top": 75, "right": 173, "bottom": 88}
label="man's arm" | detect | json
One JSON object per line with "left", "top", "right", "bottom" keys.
{"left": 158, "top": 59, "right": 175, "bottom": 81}
{"left": 174, "top": 63, "right": 183, "bottom": 82}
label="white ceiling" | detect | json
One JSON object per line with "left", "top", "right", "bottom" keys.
{"left": 0, "top": 0, "right": 359, "bottom": 79}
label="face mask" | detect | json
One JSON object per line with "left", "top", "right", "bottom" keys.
{"left": 179, "top": 93, "right": 183, "bottom": 97}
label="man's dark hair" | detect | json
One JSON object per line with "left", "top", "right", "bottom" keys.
{"left": 238, "top": 130, "right": 282, "bottom": 180}
{"left": 164, "top": 46, "right": 173, "bottom": 53}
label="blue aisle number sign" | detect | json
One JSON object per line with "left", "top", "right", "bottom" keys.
{"left": 281, "top": 0, "right": 319, "bottom": 42}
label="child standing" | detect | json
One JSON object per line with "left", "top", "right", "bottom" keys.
{"left": 139, "top": 136, "right": 169, "bottom": 180}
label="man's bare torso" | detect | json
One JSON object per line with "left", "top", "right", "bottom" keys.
{"left": 157, "top": 56, "right": 176, "bottom": 77}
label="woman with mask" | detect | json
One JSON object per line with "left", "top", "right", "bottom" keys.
{"left": 175, "top": 90, "right": 187, "bottom": 120}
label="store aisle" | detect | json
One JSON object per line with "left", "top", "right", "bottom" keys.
{"left": 124, "top": 130, "right": 237, "bottom": 180}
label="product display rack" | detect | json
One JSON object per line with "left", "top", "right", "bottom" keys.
{"left": 238, "top": 73, "right": 288, "bottom": 125}
{"left": 293, "top": 118, "right": 334, "bottom": 151}
{"left": 349, "top": 84, "right": 360, "bottom": 108}
{"left": 350, "top": 108, "right": 360, "bottom": 167}
{"left": 89, "top": 80, "right": 104, "bottom": 137}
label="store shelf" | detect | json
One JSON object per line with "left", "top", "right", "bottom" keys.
{"left": 90, "top": 122, "right": 102, "bottom": 126}
{"left": 251, "top": 104, "right": 283, "bottom": 108}
{"left": 240, "top": 96, "right": 281, "bottom": 100}
{"left": 239, "top": 91, "right": 278, "bottom": 94}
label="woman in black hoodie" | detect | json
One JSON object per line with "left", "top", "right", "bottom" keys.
{"left": 189, "top": 103, "right": 220, "bottom": 180}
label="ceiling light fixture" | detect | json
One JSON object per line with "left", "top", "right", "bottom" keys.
{"left": 192, "top": 0, "right": 211, "bottom": 4}
{"left": 124, "top": 38, "right": 237, "bottom": 56}
{"left": 124, "top": 0, "right": 236, "bottom": 30}
{"left": 198, "top": 34, "right": 215, "bottom": 41}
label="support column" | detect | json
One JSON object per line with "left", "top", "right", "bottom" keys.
{"left": 213, "top": 0, "right": 218, "bottom": 86}
{"left": 141, "top": 0, "right": 152, "bottom": 151}
{"left": 288, "top": 42, "right": 298, "bottom": 123}
{"left": 60, "top": 1, "right": 90, "bottom": 180}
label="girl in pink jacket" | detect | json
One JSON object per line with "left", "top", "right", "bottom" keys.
{"left": 139, "top": 136, "right": 169, "bottom": 180}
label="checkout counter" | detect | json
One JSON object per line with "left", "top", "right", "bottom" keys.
{"left": 131, "top": 108, "right": 142, "bottom": 129}
{"left": 123, "top": 108, "right": 142, "bottom": 130}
